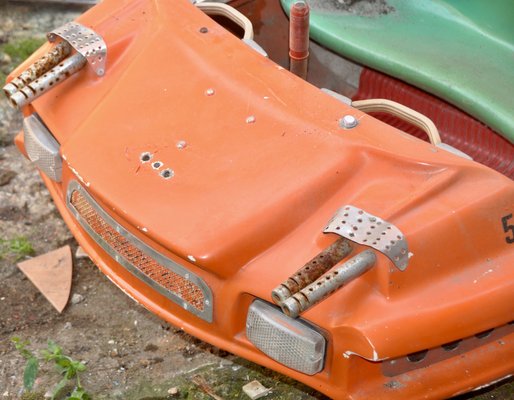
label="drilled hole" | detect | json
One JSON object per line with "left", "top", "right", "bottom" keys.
{"left": 406, "top": 349, "right": 428, "bottom": 363}
{"left": 140, "top": 152, "right": 152, "bottom": 163}
{"left": 160, "top": 169, "right": 174, "bottom": 179}
{"left": 152, "top": 161, "right": 163, "bottom": 170}
{"left": 199, "top": 27, "right": 208, "bottom": 33}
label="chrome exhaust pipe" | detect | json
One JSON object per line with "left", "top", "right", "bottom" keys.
{"left": 8, "top": 53, "right": 86, "bottom": 109}
{"left": 3, "top": 41, "right": 72, "bottom": 97}
{"left": 271, "top": 238, "right": 352, "bottom": 305}
{"left": 281, "top": 250, "right": 376, "bottom": 318}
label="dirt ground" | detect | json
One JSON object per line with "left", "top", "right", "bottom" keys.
{"left": 0, "top": 2, "right": 513, "bottom": 400}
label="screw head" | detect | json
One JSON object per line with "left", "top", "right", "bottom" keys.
{"left": 246, "top": 115, "right": 256, "bottom": 124}
{"left": 339, "top": 115, "right": 358, "bottom": 129}
{"left": 205, "top": 88, "right": 215, "bottom": 96}
{"left": 176, "top": 140, "right": 187, "bottom": 149}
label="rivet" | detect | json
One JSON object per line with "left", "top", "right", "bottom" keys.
{"left": 205, "top": 299, "right": 210, "bottom": 306}
{"left": 176, "top": 140, "right": 187, "bottom": 149}
{"left": 246, "top": 115, "right": 256, "bottom": 124}
{"left": 205, "top": 88, "right": 215, "bottom": 96}
{"left": 339, "top": 115, "right": 358, "bottom": 129}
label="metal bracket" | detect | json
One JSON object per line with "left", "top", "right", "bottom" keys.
{"left": 47, "top": 22, "right": 107, "bottom": 76}
{"left": 324, "top": 205, "right": 410, "bottom": 270}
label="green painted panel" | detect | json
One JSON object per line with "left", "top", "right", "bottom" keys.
{"left": 281, "top": 0, "right": 514, "bottom": 142}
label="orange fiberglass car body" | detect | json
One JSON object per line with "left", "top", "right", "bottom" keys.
{"left": 6, "top": 0, "right": 514, "bottom": 398}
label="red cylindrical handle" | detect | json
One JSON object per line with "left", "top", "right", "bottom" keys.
{"left": 289, "top": 0, "right": 310, "bottom": 60}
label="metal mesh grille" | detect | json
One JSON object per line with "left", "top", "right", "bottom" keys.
{"left": 70, "top": 189, "right": 205, "bottom": 312}
{"left": 246, "top": 300, "right": 325, "bottom": 375}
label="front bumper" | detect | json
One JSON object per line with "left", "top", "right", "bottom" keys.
{"left": 32, "top": 160, "right": 514, "bottom": 400}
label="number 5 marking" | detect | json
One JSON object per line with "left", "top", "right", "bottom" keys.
{"left": 502, "top": 214, "right": 514, "bottom": 244}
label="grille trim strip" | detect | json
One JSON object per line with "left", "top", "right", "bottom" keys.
{"left": 66, "top": 180, "right": 213, "bottom": 322}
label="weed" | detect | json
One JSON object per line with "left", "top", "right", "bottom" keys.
{"left": 0, "top": 37, "right": 45, "bottom": 82}
{"left": 41, "top": 341, "right": 90, "bottom": 400}
{"left": 11, "top": 338, "right": 39, "bottom": 391}
{"left": 12, "top": 338, "right": 91, "bottom": 400}
{"left": 0, "top": 236, "right": 35, "bottom": 260}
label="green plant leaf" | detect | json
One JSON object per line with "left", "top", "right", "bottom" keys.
{"left": 23, "top": 357, "right": 39, "bottom": 390}
{"left": 51, "top": 376, "right": 68, "bottom": 400}
{"left": 68, "top": 387, "right": 91, "bottom": 400}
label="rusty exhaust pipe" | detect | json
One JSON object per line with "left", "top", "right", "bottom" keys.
{"left": 3, "top": 41, "right": 72, "bottom": 98}
{"left": 281, "top": 250, "right": 376, "bottom": 318}
{"left": 271, "top": 238, "right": 353, "bottom": 305}
{"left": 289, "top": 0, "right": 310, "bottom": 79}
{"left": 8, "top": 52, "right": 87, "bottom": 109}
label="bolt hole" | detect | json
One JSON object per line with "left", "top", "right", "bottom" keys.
{"left": 199, "top": 27, "right": 208, "bottom": 33}
{"left": 160, "top": 169, "right": 174, "bottom": 179}
{"left": 140, "top": 152, "right": 152, "bottom": 162}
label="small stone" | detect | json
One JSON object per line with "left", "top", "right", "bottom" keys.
{"left": 0, "top": 169, "right": 16, "bottom": 186}
{"left": 144, "top": 343, "right": 158, "bottom": 352}
{"left": 63, "top": 322, "right": 72, "bottom": 329}
{"left": 75, "top": 246, "right": 90, "bottom": 259}
{"left": 242, "top": 380, "right": 271, "bottom": 400}
{"left": 167, "top": 387, "right": 179, "bottom": 395}
{"left": 71, "top": 293, "right": 84, "bottom": 304}
{"left": 108, "top": 339, "right": 115, "bottom": 345}
{"left": 0, "top": 52, "right": 11, "bottom": 66}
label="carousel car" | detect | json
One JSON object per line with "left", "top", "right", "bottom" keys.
{"left": 4, "top": 0, "right": 514, "bottom": 398}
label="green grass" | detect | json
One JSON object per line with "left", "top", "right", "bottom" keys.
{"left": 0, "top": 37, "right": 46, "bottom": 83}
{"left": 0, "top": 236, "right": 35, "bottom": 260}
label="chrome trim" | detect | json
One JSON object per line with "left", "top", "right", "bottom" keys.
{"left": 66, "top": 180, "right": 213, "bottom": 322}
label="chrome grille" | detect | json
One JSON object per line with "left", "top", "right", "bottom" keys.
{"left": 66, "top": 180, "right": 212, "bottom": 322}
